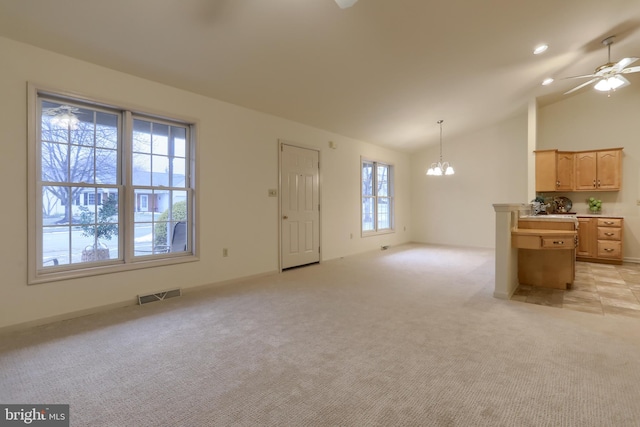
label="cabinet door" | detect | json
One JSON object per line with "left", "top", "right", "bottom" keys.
{"left": 535, "top": 150, "right": 557, "bottom": 192}
{"left": 577, "top": 217, "right": 595, "bottom": 257}
{"left": 556, "top": 152, "right": 574, "bottom": 191}
{"left": 596, "top": 150, "right": 621, "bottom": 190}
{"left": 575, "top": 152, "right": 597, "bottom": 190}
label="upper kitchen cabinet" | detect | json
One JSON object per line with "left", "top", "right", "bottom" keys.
{"left": 575, "top": 149, "right": 623, "bottom": 191}
{"left": 535, "top": 148, "right": 623, "bottom": 192}
{"left": 534, "top": 150, "right": 574, "bottom": 192}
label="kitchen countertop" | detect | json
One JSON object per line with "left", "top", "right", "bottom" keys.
{"left": 519, "top": 215, "right": 578, "bottom": 223}
{"left": 575, "top": 214, "right": 624, "bottom": 218}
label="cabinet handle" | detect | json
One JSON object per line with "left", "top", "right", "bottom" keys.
{"left": 593, "top": 180, "right": 596, "bottom": 187}
{"left": 604, "top": 248, "right": 614, "bottom": 252}
{"left": 604, "top": 221, "right": 614, "bottom": 225}
{"left": 556, "top": 180, "right": 560, "bottom": 187}
{"left": 605, "top": 232, "right": 614, "bottom": 236}
{"left": 597, "top": 179, "right": 601, "bottom": 187}
{"left": 553, "top": 241, "right": 564, "bottom": 245}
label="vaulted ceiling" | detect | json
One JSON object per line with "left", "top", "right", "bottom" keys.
{"left": 1, "top": 0, "right": 640, "bottom": 151}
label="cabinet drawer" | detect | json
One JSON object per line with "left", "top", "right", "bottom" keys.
{"left": 597, "top": 227, "right": 621, "bottom": 240}
{"left": 597, "top": 241, "right": 622, "bottom": 259}
{"left": 597, "top": 218, "right": 622, "bottom": 227}
{"left": 541, "top": 237, "right": 574, "bottom": 249}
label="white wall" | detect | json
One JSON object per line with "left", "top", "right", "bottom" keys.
{"left": 0, "top": 36, "right": 411, "bottom": 330}
{"left": 410, "top": 115, "right": 529, "bottom": 249}
{"left": 537, "top": 84, "right": 640, "bottom": 262}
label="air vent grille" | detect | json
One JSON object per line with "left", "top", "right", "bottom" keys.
{"left": 138, "top": 288, "right": 182, "bottom": 305}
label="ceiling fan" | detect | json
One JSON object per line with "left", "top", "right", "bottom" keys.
{"left": 563, "top": 36, "right": 640, "bottom": 95}
{"left": 335, "top": 0, "right": 358, "bottom": 9}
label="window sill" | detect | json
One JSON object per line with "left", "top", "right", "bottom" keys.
{"left": 29, "top": 254, "right": 199, "bottom": 285}
{"left": 362, "top": 229, "right": 395, "bottom": 238}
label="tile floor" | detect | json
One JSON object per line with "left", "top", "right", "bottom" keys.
{"left": 512, "top": 261, "right": 640, "bottom": 318}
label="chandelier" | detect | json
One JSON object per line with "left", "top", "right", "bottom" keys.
{"left": 426, "top": 120, "right": 454, "bottom": 176}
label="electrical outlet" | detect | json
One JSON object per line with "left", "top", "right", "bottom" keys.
{"left": 222, "top": 248, "right": 228, "bottom": 257}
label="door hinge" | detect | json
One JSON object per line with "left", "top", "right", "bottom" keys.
{"left": 281, "top": 143, "right": 284, "bottom": 152}
{"left": 318, "top": 204, "right": 320, "bottom": 211}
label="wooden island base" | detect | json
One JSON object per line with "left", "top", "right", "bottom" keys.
{"left": 512, "top": 217, "right": 578, "bottom": 291}
{"left": 518, "top": 249, "right": 575, "bottom": 290}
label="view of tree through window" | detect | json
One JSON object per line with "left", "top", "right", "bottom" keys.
{"left": 40, "top": 100, "right": 120, "bottom": 265}
{"left": 35, "top": 92, "right": 194, "bottom": 278}
{"left": 361, "top": 159, "right": 393, "bottom": 233}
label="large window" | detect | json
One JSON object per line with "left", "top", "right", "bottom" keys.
{"left": 29, "top": 88, "right": 196, "bottom": 283}
{"left": 361, "top": 158, "right": 394, "bottom": 234}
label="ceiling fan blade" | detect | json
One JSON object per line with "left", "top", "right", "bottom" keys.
{"left": 613, "top": 57, "right": 639, "bottom": 72}
{"left": 560, "top": 73, "right": 597, "bottom": 80}
{"left": 617, "top": 75, "right": 631, "bottom": 85}
{"left": 564, "top": 78, "right": 599, "bottom": 95}
{"left": 621, "top": 65, "right": 640, "bottom": 74}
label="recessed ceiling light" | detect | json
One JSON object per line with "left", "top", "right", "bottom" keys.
{"left": 542, "top": 78, "right": 554, "bottom": 86}
{"left": 533, "top": 44, "right": 549, "bottom": 55}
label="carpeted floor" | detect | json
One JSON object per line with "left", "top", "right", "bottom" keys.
{"left": 2, "top": 243, "right": 640, "bottom": 426}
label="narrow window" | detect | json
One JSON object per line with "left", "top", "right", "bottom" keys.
{"left": 361, "top": 158, "right": 394, "bottom": 235}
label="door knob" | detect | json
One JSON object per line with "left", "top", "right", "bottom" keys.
{"left": 283, "top": 215, "right": 288, "bottom": 220}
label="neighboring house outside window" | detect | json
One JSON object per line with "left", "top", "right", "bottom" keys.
{"left": 361, "top": 158, "right": 394, "bottom": 235}
{"left": 29, "top": 87, "right": 196, "bottom": 283}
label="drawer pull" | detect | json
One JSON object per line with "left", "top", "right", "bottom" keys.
{"left": 605, "top": 232, "right": 614, "bottom": 236}
{"left": 553, "top": 241, "right": 564, "bottom": 245}
{"left": 604, "top": 248, "right": 614, "bottom": 252}
{"left": 604, "top": 221, "right": 614, "bottom": 225}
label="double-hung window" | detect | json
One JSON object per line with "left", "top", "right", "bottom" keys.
{"left": 30, "top": 87, "right": 196, "bottom": 283}
{"left": 361, "top": 158, "right": 394, "bottom": 234}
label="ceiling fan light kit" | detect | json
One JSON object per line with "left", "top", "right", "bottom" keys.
{"left": 562, "top": 36, "right": 639, "bottom": 95}
{"left": 426, "top": 120, "right": 455, "bottom": 176}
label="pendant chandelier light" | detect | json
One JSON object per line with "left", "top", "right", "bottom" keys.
{"left": 426, "top": 120, "right": 454, "bottom": 176}
{"left": 335, "top": 0, "right": 358, "bottom": 8}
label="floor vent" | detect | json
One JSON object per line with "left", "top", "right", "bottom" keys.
{"left": 138, "top": 288, "right": 182, "bottom": 305}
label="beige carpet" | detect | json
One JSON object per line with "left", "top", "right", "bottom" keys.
{"left": 2, "top": 243, "right": 640, "bottom": 426}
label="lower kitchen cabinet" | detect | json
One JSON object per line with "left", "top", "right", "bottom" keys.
{"left": 576, "top": 216, "right": 623, "bottom": 264}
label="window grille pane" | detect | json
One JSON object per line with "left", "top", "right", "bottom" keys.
{"left": 95, "top": 147, "right": 118, "bottom": 184}
{"left": 132, "top": 153, "right": 152, "bottom": 186}
{"left": 95, "top": 111, "right": 118, "bottom": 149}
{"left": 377, "top": 197, "right": 390, "bottom": 229}
{"left": 362, "top": 162, "right": 373, "bottom": 196}
{"left": 362, "top": 196, "right": 375, "bottom": 231}
{"left": 42, "top": 226, "right": 69, "bottom": 267}
{"left": 152, "top": 155, "right": 170, "bottom": 186}
{"left": 133, "top": 120, "right": 152, "bottom": 153}
{"left": 377, "top": 165, "right": 389, "bottom": 197}
{"left": 41, "top": 142, "right": 69, "bottom": 182}
{"left": 172, "top": 157, "right": 187, "bottom": 188}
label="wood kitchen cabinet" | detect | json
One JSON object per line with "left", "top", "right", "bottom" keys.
{"left": 513, "top": 218, "right": 577, "bottom": 289}
{"left": 576, "top": 216, "right": 623, "bottom": 264}
{"left": 534, "top": 147, "right": 622, "bottom": 192}
{"left": 534, "top": 150, "right": 574, "bottom": 192}
{"left": 575, "top": 149, "right": 622, "bottom": 191}
{"left": 576, "top": 217, "right": 596, "bottom": 257}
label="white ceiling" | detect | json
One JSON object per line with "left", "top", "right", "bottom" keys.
{"left": 1, "top": 0, "right": 640, "bottom": 152}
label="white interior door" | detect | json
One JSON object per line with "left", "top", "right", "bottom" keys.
{"left": 280, "top": 143, "right": 320, "bottom": 269}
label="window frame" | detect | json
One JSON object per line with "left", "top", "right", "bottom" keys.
{"left": 28, "top": 84, "right": 198, "bottom": 284}
{"left": 361, "top": 157, "right": 395, "bottom": 236}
